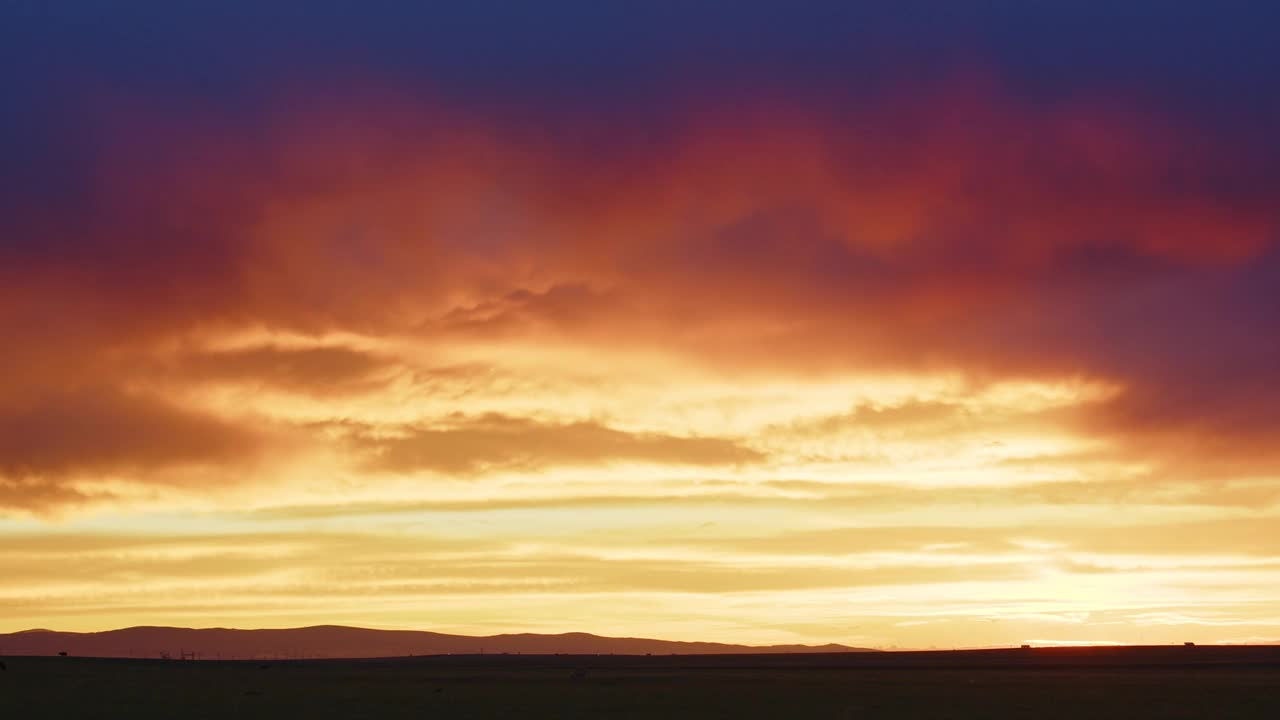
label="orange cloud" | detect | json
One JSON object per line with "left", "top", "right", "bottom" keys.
{"left": 344, "top": 414, "right": 764, "bottom": 474}
{"left": 0, "top": 386, "right": 268, "bottom": 512}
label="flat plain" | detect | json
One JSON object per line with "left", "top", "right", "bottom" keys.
{"left": 3, "top": 648, "right": 1279, "bottom": 719}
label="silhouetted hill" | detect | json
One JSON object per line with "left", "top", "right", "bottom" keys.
{"left": 0, "top": 625, "right": 872, "bottom": 659}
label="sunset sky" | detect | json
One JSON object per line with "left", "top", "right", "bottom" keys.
{"left": 3, "top": 2, "right": 1280, "bottom": 649}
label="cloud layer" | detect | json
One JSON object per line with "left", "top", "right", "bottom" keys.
{"left": 1, "top": 1, "right": 1278, "bottom": 646}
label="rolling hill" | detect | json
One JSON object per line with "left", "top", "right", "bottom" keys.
{"left": 0, "top": 625, "right": 871, "bottom": 659}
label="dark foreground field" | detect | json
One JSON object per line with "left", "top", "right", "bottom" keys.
{"left": 3, "top": 648, "right": 1279, "bottom": 719}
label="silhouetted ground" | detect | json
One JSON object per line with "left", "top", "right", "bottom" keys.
{"left": 3, "top": 649, "right": 1279, "bottom": 719}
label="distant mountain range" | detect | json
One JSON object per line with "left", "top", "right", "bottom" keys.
{"left": 0, "top": 626, "right": 872, "bottom": 659}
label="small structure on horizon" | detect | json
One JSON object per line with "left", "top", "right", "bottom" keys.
{"left": 1184, "top": 642, "right": 1196, "bottom": 647}
{"left": 1021, "top": 644, "right": 1032, "bottom": 649}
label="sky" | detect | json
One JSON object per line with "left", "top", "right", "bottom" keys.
{"left": 2, "top": 1, "right": 1280, "bottom": 649}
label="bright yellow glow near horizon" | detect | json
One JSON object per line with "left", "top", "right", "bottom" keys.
{"left": 3, "top": 331, "right": 1278, "bottom": 649}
